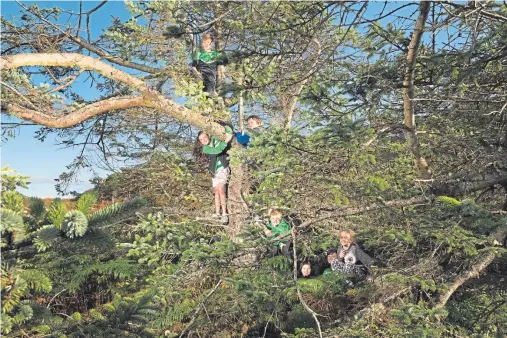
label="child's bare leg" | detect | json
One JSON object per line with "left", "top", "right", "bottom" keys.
{"left": 213, "top": 187, "right": 221, "bottom": 215}
{"left": 217, "top": 183, "right": 227, "bottom": 215}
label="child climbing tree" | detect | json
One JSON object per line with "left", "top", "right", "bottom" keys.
{"left": 194, "top": 125, "right": 234, "bottom": 224}
{"left": 191, "top": 33, "right": 229, "bottom": 98}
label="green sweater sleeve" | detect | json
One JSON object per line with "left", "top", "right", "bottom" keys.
{"left": 202, "top": 127, "right": 233, "bottom": 154}
{"left": 203, "top": 137, "right": 227, "bottom": 155}
{"left": 266, "top": 220, "right": 291, "bottom": 237}
{"left": 266, "top": 219, "right": 291, "bottom": 246}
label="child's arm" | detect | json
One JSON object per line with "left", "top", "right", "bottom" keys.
{"left": 202, "top": 127, "right": 234, "bottom": 154}
{"left": 224, "top": 125, "right": 234, "bottom": 143}
{"left": 263, "top": 222, "right": 274, "bottom": 237}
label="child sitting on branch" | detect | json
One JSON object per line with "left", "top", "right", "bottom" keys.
{"left": 263, "top": 209, "right": 291, "bottom": 257}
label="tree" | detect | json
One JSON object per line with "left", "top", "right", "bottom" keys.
{"left": 2, "top": 2, "right": 507, "bottom": 336}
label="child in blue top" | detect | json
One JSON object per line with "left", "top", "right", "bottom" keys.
{"left": 236, "top": 115, "right": 263, "bottom": 147}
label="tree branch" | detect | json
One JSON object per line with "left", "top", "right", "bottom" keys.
{"left": 434, "top": 226, "right": 507, "bottom": 309}
{"left": 0, "top": 53, "right": 228, "bottom": 139}
{"left": 402, "top": 1, "right": 432, "bottom": 179}
{"left": 3, "top": 96, "right": 145, "bottom": 128}
{"left": 291, "top": 226, "right": 323, "bottom": 338}
{"left": 178, "top": 279, "right": 222, "bottom": 338}
{"left": 17, "top": 1, "right": 160, "bottom": 74}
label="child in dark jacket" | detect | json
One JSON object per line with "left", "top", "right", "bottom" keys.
{"left": 330, "top": 230, "right": 374, "bottom": 279}
{"left": 191, "top": 33, "right": 228, "bottom": 98}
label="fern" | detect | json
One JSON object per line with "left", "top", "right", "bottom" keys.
{"left": 76, "top": 191, "right": 97, "bottom": 216}
{"left": 1, "top": 208, "right": 24, "bottom": 232}
{"left": 0, "top": 313, "right": 13, "bottom": 334}
{"left": 88, "top": 197, "right": 146, "bottom": 227}
{"left": 1, "top": 265, "right": 28, "bottom": 313}
{"left": 77, "top": 228, "right": 116, "bottom": 251}
{"left": 29, "top": 197, "right": 46, "bottom": 222}
{"left": 62, "top": 210, "right": 88, "bottom": 238}
{"left": 47, "top": 198, "right": 67, "bottom": 229}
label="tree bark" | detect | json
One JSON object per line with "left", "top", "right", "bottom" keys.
{"left": 402, "top": 1, "right": 432, "bottom": 179}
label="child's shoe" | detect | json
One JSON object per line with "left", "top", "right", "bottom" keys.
{"left": 221, "top": 214, "right": 229, "bottom": 224}
{"left": 211, "top": 213, "right": 221, "bottom": 219}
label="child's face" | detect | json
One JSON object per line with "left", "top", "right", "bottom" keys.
{"left": 340, "top": 232, "right": 352, "bottom": 247}
{"left": 198, "top": 133, "right": 210, "bottom": 145}
{"left": 247, "top": 118, "right": 260, "bottom": 129}
{"left": 202, "top": 39, "right": 213, "bottom": 52}
{"left": 327, "top": 252, "right": 337, "bottom": 264}
{"left": 270, "top": 214, "right": 282, "bottom": 226}
{"left": 301, "top": 264, "right": 311, "bottom": 277}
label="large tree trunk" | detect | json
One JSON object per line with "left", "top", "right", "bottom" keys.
{"left": 227, "top": 145, "right": 251, "bottom": 242}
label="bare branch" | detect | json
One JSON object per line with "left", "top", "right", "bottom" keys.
{"left": 3, "top": 96, "right": 146, "bottom": 128}
{"left": 1, "top": 53, "right": 228, "bottom": 139}
{"left": 0, "top": 81, "right": 37, "bottom": 109}
{"left": 434, "top": 226, "right": 507, "bottom": 309}
{"left": 402, "top": 1, "right": 432, "bottom": 179}
{"left": 17, "top": 1, "right": 160, "bottom": 74}
{"left": 178, "top": 279, "right": 222, "bottom": 338}
{"left": 291, "top": 226, "right": 323, "bottom": 338}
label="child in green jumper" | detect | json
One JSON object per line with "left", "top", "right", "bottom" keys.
{"left": 263, "top": 209, "right": 292, "bottom": 256}
{"left": 196, "top": 126, "right": 234, "bottom": 224}
{"left": 191, "top": 33, "right": 228, "bottom": 98}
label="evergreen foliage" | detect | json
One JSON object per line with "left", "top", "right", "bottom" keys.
{"left": 46, "top": 198, "right": 67, "bottom": 229}
{"left": 28, "top": 197, "right": 46, "bottom": 224}
{"left": 1, "top": 1, "right": 507, "bottom": 337}
{"left": 76, "top": 191, "right": 97, "bottom": 216}
{"left": 1, "top": 190, "right": 24, "bottom": 214}
{"left": 62, "top": 209, "right": 89, "bottom": 238}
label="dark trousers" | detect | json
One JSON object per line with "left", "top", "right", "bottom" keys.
{"left": 197, "top": 63, "right": 217, "bottom": 94}
{"left": 267, "top": 240, "right": 292, "bottom": 258}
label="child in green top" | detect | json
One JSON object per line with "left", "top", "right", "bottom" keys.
{"left": 196, "top": 125, "right": 234, "bottom": 224}
{"left": 191, "top": 33, "right": 228, "bottom": 98}
{"left": 263, "top": 209, "right": 292, "bottom": 256}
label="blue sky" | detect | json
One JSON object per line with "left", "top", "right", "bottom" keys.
{"left": 1, "top": 1, "right": 441, "bottom": 197}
